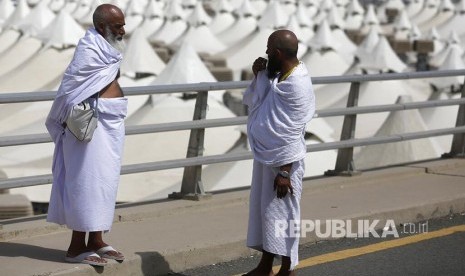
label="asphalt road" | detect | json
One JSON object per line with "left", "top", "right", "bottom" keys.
{"left": 176, "top": 213, "right": 465, "bottom": 276}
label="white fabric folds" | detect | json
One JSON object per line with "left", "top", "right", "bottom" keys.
{"left": 243, "top": 62, "right": 315, "bottom": 270}
{"left": 48, "top": 98, "right": 127, "bottom": 231}
{"left": 45, "top": 28, "right": 127, "bottom": 232}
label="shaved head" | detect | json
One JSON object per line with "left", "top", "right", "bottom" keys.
{"left": 265, "top": 29, "right": 299, "bottom": 78}
{"left": 268, "top": 30, "right": 299, "bottom": 58}
{"left": 92, "top": 4, "right": 126, "bottom": 52}
{"left": 93, "top": 4, "right": 124, "bottom": 30}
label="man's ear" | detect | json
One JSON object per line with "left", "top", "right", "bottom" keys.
{"left": 95, "top": 23, "right": 105, "bottom": 36}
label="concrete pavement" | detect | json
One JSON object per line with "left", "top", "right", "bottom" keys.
{"left": 0, "top": 158, "right": 464, "bottom": 276}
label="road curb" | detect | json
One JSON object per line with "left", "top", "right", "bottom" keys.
{"left": 46, "top": 194, "right": 465, "bottom": 276}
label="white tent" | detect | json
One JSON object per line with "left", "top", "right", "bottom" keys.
{"left": 420, "top": 91, "right": 458, "bottom": 152}
{"left": 327, "top": 5, "right": 345, "bottom": 29}
{"left": 119, "top": 94, "right": 241, "bottom": 201}
{"left": 187, "top": 1, "right": 211, "bottom": 26}
{"left": 171, "top": 2, "right": 226, "bottom": 55}
{"left": 324, "top": 77, "right": 431, "bottom": 140}
{"left": 0, "top": 0, "right": 15, "bottom": 30}
{"left": 36, "top": 10, "right": 85, "bottom": 50}
{"left": 121, "top": 27, "right": 166, "bottom": 77}
{"left": 357, "top": 36, "right": 407, "bottom": 73}
{"left": 221, "top": 28, "right": 273, "bottom": 74}
{"left": 286, "top": 15, "right": 313, "bottom": 44}
{"left": 312, "top": 65, "right": 362, "bottom": 109}
{"left": 2, "top": 0, "right": 30, "bottom": 30}
{"left": 314, "top": 0, "right": 334, "bottom": 25}
{"left": 437, "top": 9, "right": 465, "bottom": 38}
{"left": 217, "top": 16, "right": 257, "bottom": 47}
{"left": 345, "top": 0, "right": 364, "bottom": 30}
{"left": 63, "top": 0, "right": 79, "bottom": 14}
{"left": 304, "top": 20, "right": 351, "bottom": 77}
{"left": 355, "top": 27, "right": 380, "bottom": 63}
{"left": 49, "top": 0, "right": 67, "bottom": 12}
{"left": 117, "top": 40, "right": 241, "bottom": 200}
{"left": 151, "top": 41, "right": 218, "bottom": 86}
{"left": 123, "top": 0, "right": 146, "bottom": 34}
{"left": 362, "top": 4, "right": 380, "bottom": 28}
{"left": 217, "top": 0, "right": 258, "bottom": 47}
{"left": 72, "top": 0, "right": 92, "bottom": 21}
{"left": 307, "top": 20, "right": 340, "bottom": 51}
{"left": 426, "top": 27, "right": 445, "bottom": 55}
{"left": 139, "top": 0, "right": 165, "bottom": 37}
{"left": 257, "top": 0, "right": 289, "bottom": 29}
{"left": 250, "top": 0, "right": 268, "bottom": 15}
{"left": 295, "top": 2, "right": 314, "bottom": 30}
{"left": 301, "top": 49, "right": 351, "bottom": 77}
{"left": 0, "top": 37, "right": 42, "bottom": 78}
{"left": 77, "top": 0, "right": 102, "bottom": 27}
{"left": 429, "top": 45, "right": 465, "bottom": 89}
{"left": 172, "top": 25, "right": 226, "bottom": 55}
{"left": 209, "top": 10, "right": 235, "bottom": 35}
{"left": 16, "top": 0, "right": 55, "bottom": 37}
{"left": 418, "top": 0, "right": 454, "bottom": 33}
{"left": 332, "top": 28, "right": 357, "bottom": 61}
{"left": 429, "top": 32, "right": 464, "bottom": 68}
{"left": 355, "top": 95, "right": 442, "bottom": 169}
{"left": 393, "top": 9, "right": 412, "bottom": 40}
{"left": 411, "top": 0, "right": 439, "bottom": 26}
{"left": 0, "top": 29, "right": 21, "bottom": 54}
{"left": 149, "top": 0, "right": 188, "bottom": 45}
{"left": 407, "top": 0, "right": 424, "bottom": 17}
{"left": 0, "top": 47, "right": 76, "bottom": 92}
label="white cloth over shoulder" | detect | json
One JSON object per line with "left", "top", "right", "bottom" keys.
{"left": 45, "top": 28, "right": 127, "bottom": 232}
{"left": 48, "top": 98, "right": 127, "bottom": 231}
{"left": 46, "top": 28, "right": 122, "bottom": 142}
{"left": 243, "top": 62, "right": 315, "bottom": 167}
{"left": 243, "top": 62, "right": 315, "bottom": 270}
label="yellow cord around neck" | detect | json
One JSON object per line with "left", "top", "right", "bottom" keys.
{"left": 278, "top": 62, "right": 299, "bottom": 82}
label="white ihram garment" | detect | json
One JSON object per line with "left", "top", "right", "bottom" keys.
{"left": 46, "top": 28, "right": 127, "bottom": 232}
{"left": 243, "top": 62, "right": 315, "bottom": 269}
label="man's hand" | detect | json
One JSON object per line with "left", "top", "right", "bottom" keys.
{"left": 274, "top": 174, "right": 293, "bottom": 199}
{"left": 252, "top": 57, "right": 267, "bottom": 77}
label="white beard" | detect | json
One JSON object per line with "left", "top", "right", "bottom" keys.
{"left": 105, "top": 26, "right": 125, "bottom": 53}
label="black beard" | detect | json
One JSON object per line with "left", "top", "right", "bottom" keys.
{"left": 267, "top": 68, "right": 279, "bottom": 79}
{"left": 266, "top": 57, "right": 280, "bottom": 79}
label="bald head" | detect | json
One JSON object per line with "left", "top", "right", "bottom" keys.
{"left": 93, "top": 4, "right": 126, "bottom": 52}
{"left": 93, "top": 4, "right": 124, "bottom": 32}
{"left": 268, "top": 30, "right": 299, "bottom": 58}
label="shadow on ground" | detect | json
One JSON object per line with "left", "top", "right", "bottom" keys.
{"left": 136, "top": 251, "right": 188, "bottom": 276}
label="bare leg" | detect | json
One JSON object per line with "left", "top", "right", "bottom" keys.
{"left": 242, "top": 250, "right": 275, "bottom": 276}
{"left": 276, "top": 256, "right": 296, "bottom": 276}
{"left": 87, "top": 231, "right": 124, "bottom": 259}
{"left": 66, "top": 231, "right": 106, "bottom": 264}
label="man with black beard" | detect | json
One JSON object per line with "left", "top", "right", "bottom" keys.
{"left": 242, "top": 30, "right": 315, "bottom": 276}
{"left": 46, "top": 4, "right": 127, "bottom": 266}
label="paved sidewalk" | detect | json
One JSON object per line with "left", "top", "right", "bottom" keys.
{"left": 0, "top": 158, "right": 464, "bottom": 276}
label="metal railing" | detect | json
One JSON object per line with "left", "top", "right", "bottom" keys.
{"left": 0, "top": 69, "right": 464, "bottom": 199}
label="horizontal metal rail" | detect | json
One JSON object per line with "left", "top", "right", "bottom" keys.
{"left": 1, "top": 97, "right": 464, "bottom": 148}
{"left": 1, "top": 69, "right": 464, "bottom": 104}
{"left": 1, "top": 125, "right": 464, "bottom": 190}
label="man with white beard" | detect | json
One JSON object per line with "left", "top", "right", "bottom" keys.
{"left": 45, "top": 4, "right": 127, "bottom": 266}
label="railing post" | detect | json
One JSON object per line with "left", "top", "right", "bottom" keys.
{"left": 444, "top": 79, "right": 465, "bottom": 158}
{"left": 169, "top": 91, "right": 211, "bottom": 200}
{"left": 325, "top": 82, "right": 362, "bottom": 176}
